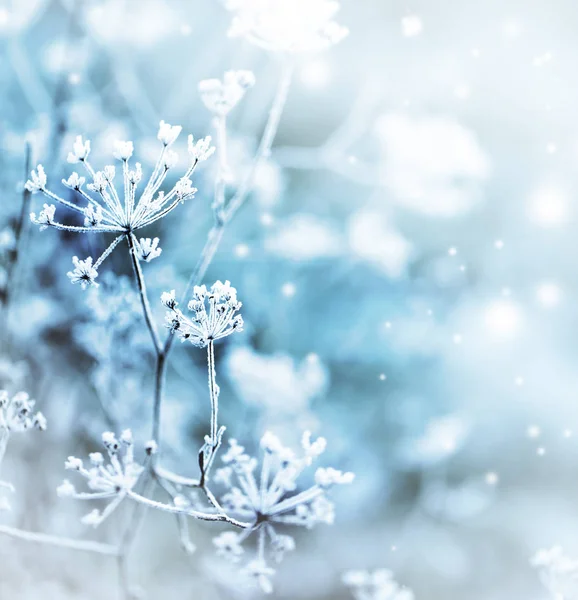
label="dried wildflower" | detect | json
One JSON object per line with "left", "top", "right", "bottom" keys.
{"left": 211, "top": 431, "right": 353, "bottom": 593}
{"left": 0, "top": 391, "right": 46, "bottom": 433}
{"left": 225, "top": 0, "right": 348, "bottom": 53}
{"left": 199, "top": 70, "right": 256, "bottom": 116}
{"left": 162, "top": 280, "right": 243, "bottom": 347}
{"left": 343, "top": 569, "right": 415, "bottom": 600}
{"left": 58, "top": 429, "right": 151, "bottom": 527}
{"left": 26, "top": 122, "right": 214, "bottom": 288}
{"left": 532, "top": 546, "right": 578, "bottom": 600}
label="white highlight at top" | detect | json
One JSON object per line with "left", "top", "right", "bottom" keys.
{"left": 484, "top": 300, "right": 523, "bottom": 340}
{"left": 528, "top": 186, "right": 570, "bottom": 227}
{"left": 536, "top": 282, "right": 562, "bottom": 308}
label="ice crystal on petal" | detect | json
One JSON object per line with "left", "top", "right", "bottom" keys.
{"left": 343, "top": 569, "right": 415, "bottom": 600}
{"left": 188, "top": 135, "right": 215, "bottom": 162}
{"left": 67, "top": 256, "right": 99, "bottom": 289}
{"left": 59, "top": 430, "right": 147, "bottom": 527}
{"left": 199, "top": 70, "right": 256, "bottom": 116}
{"left": 62, "top": 172, "right": 86, "bottom": 190}
{"left": 212, "top": 431, "right": 353, "bottom": 592}
{"left": 134, "top": 237, "right": 162, "bottom": 262}
{"left": 225, "top": 0, "right": 349, "bottom": 53}
{"left": 163, "top": 280, "right": 243, "bottom": 347}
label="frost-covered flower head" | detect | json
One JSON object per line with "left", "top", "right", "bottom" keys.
{"left": 225, "top": 0, "right": 349, "bottom": 53}
{"left": 26, "top": 121, "right": 214, "bottom": 288}
{"left": 210, "top": 431, "right": 353, "bottom": 593}
{"left": 199, "top": 70, "right": 256, "bottom": 116}
{"left": 532, "top": 546, "right": 578, "bottom": 600}
{"left": 162, "top": 280, "right": 243, "bottom": 347}
{"left": 57, "top": 429, "right": 156, "bottom": 527}
{"left": 343, "top": 569, "right": 415, "bottom": 600}
{"left": 0, "top": 391, "right": 46, "bottom": 433}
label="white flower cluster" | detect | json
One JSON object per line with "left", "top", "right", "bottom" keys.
{"left": 162, "top": 280, "right": 243, "bottom": 347}
{"left": 532, "top": 546, "right": 578, "bottom": 600}
{"left": 57, "top": 429, "right": 156, "bottom": 527}
{"left": 26, "top": 121, "right": 215, "bottom": 289}
{"left": 199, "top": 70, "right": 256, "bottom": 117}
{"left": 211, "top": 431, "right": 354, "bottom": 593}
{"left": 0, "top": 390, "right": 47, "bottom": 433}
{"left": 343, "top": 569, "right": 415, "bottom": 600}
{"left": 225, "top": 0, "right": 349, "bottom": 53}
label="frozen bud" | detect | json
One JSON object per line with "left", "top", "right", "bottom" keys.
{"left": 145, "top": 440, "right": 158, "bottom": 455}
{"left": 84, "top": 204, "right": 103, "bottom": 227}
{"left": 33, "top": 412, "right": 47, "bottom": 431}
{"left": 67, "top": 256, "right": 99, "bottom": 290}
{"left": 89, "top": 452, "right": 104, "bottom": 466}
{"left": 214, "top": 531, "right": 245, "bottom": 563}
{"left": 128, "top": 163, "right": 143, "bottom": 185}
{"left": 67, "top": 136, "right": 91, "bottom": 163}
{"left": 57, "top": 479, "right": 76, "bottom": 498}
{"left": 199, "top": 70, "right": 255, "bottom": 116}
{"left": 161, "top": 290, "right": 177, "bottom": 309}
{"left": 163, "top": 150, "right": 179, "bottom": 170}
{"left": 86, "top": 171, "right": 107, "bottom": 194}
{"left": 188, "top": 135, "right": 215, "bottom": 162}
{"left": 302, "top": 432, "right": 327, "bottom": 458}
{"left": 25, "top": 164, "right": 47, "bottom": 193}
{"left": 81, "top": 509, "right": 102, "bottom": 527}
{"left": 245, "top": 560, "right": 275, "bottom": 594}
{"left": 30, "top": 203, "right": 56, "bottom": 230}
{"left": 120, "top": 429, "right": 133, "bottom": 445}
{"left": 102, "top": 431, "right": 120, "bottom": 452}
{"left": 174, "top": 177, "right": 197, "bottom": 202}
{"left": 134, "top": 237, "right": 162, "bottom": 262}
{"left": 65, "top": 456, "right": 83, "bottom": 471}
{"left": 314, "top": 467, "right": 355, "bottom": 488}
{"left": 261, "top": 431, "right": 284, "bottom": 454}
{"left": 157, "top": 120, "right": 182, "bottom": 146}
{"left": 62, "top": 172, "right": 86, "bottom": 190}
{"left": 112, "top": 140, "right": 134, "bottom": 161}
{"left": 103, "top": 166, "right": 116, "bottom": 181}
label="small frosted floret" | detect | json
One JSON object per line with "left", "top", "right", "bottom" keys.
{"left": 199, "top": 70, "right": 256, "bottom": 116}
{"left": 67, "top": 256, "right": 99, "bottom": 289}
{"left": 26, "top": 121, "right": 214, "bottom": 288}
{"left": 162, "top": 280, "right": 243, "bottom": 347}
{"left": 30, "top": 203, "right": 55, "bottom": 230}
{"left": 58, "top": 429, "right": 148, "bottom": 527}
{"left": 211, "top": 430, "right": 353, "bottom": 593}
{"left": 134, "top": 237, "right": 162, "bottom": 262}
{"left": 532, "top": 546, "right": 578, "bottom": 600}
{"left": 225, "top": 0, "right": 349, "bottom": 53}
{"left": 0, "top": 391, "right": 46, "bottom": 433}
{"left": 343, "top": 569, "right": 415, "bottom": 600}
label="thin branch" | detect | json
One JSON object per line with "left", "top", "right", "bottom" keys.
{"left": 0, "top": 524, "right": 119, "bottom": 556}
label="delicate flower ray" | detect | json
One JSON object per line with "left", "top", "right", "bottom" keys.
{"left": 162, "top": 280, "right": 243, "bottom": 347}
{"left": 343, "top": 569, "right": 415, "bottom": 600}
{"left": 225, "top": 0, "right": 349, "bottom": 53}
{"left": 532, "top": 546, "right": 578, "bottom": 600}
{"left": 25, "top": 122, "right": 214, "bottom": 287}
{"left": 210, "top": 431, "right": 354, "bottom": 593}
{"left": 57, "top": 430, "right": 156, "bottom": 528}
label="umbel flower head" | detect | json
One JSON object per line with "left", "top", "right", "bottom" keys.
{"left": 199, "top": 70, "right": 256, "bottom": 116}
{"left": 210, "top": 431, "right": 354, "bottom": 593}
{"left": 26, "top": 122, "right": 215, "bottom": 289}
{"left": 57, "top": 429, "right": 156, "bottom": 527}
{"left": 343, "top": 569, "right": 415, "bottom": 600}
{"left": 532, "top": 546, "right": 578, "bottom": 600}
{"left": 0, "top": 390, "right": 46, "bottom": 433}
{"left": 225, "top": 0, "right": 349, "bottom": 53}
{"left": 162, "top": 280, "right": 243, "bottom": 347}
